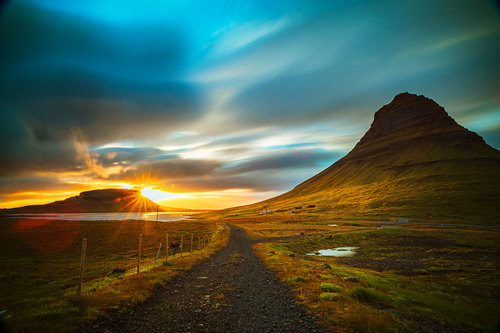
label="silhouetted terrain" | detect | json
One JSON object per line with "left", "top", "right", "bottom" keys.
{"left": 6, "top": 189, "right": 177, "bottom": 213}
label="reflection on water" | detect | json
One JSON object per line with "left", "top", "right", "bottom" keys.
{"left": 307, "top": 247, "right": 358, "bottom": 257}
{"left": 328, "top": 224, "right": 338, "bottom": 226}
{"left": 6, "top": 212, "right": 193, "bottom": 222}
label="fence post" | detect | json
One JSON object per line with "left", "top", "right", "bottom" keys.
{"left": 155, "top": 242, "right": 162, "bottom": 265}
{"left": 137, "top": 234, "right": 142, "bottom": 273}
{"left": 166, "top": 233, "right": 169, "bottom": 261}
{"left": 77, "top": 238, "right": 87, "bottom": 295}
{"left": 180, "top": 234, "right": 183, "bottom": 257}
{"left": 190, "top": 234, "right": 193, "bottom": 252}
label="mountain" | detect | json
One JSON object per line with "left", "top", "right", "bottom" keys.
{"left": 213, "top": 93, "right": 500, "bottom": 223}
{"left": 6, "top": 189, "right": 180, "bottom": 213}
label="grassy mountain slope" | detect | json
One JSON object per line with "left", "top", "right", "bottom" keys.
{"left": 208, "top": 93, "right": 500, "bottom": 223}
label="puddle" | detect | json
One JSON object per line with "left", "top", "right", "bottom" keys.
{"left": 328, "top": 224, "right": 338, "bottom": 227}
{"left": 307, "top": 247, "right": 358, "bottom": 257}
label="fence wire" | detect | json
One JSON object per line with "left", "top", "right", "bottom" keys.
{"left": 74, "top": 230, "right": 220, "bottom": 293}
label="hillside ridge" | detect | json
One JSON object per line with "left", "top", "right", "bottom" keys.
{"left": 6, "top": 188, "right": 181, "bottom": 213}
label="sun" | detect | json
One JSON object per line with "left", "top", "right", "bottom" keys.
{"left": 141, "top": 186, "right": 182, "bottom": 203}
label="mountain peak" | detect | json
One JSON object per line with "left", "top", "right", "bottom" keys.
{"left": 228, "top": 92, "right": 500, "bottom": 223}
{"left": 358, "top": 92, "right": 481, "bottom": 146}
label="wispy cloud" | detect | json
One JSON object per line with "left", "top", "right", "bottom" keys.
{"left": 1, "top": 0, "right": 499, "bottom": 209}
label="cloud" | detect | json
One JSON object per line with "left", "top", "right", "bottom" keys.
{"left": 106, "top": 158, "right": 221, "bottom": 183}
{"left": 0, "top": 174, "right": 78, "bottom": 194}
{"left": 0, "top": 1, "right": 205, "bottom": 177}
{"left": 195, "top": 0, "right": 500, "bottom": 132}
{"left": 208, "top": 18, "right": 291, "bottom": 57}
{"left": 227, "top": 149, "right": 337, "bottom": 174}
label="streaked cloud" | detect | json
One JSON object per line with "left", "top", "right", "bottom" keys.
{"left": 0, "top": 0, "right": 499, "bottom": 209}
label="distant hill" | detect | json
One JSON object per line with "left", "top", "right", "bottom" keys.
{"left": 211, "top": 93, "right": 500, "bottom": 223}
{"left": 6, "top": 189, "right": 189, "bottom": 213}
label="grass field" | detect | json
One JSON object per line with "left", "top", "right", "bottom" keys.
{"left": 0, "top": 216, "right": 229, "bottom": 332}
{"left": 229, "top": 216, "right": 500, "bottom": 332}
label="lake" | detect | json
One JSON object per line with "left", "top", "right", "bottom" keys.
{"left": 5, "top": 212, "right": 194, "bottom": 222}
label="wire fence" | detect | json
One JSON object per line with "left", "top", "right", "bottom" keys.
{"left": 32, "top": 226, "right": 224, "bottom": 295}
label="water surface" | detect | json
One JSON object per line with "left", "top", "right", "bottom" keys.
{"left": 307, "top": 247, "right": 359, "bottom": 257}
{"left": 5, "top": 212, "right": 193, "bottom": 222}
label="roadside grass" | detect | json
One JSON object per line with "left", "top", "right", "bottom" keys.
{"left": 0, "top": 217, "right": 229, "bottom": 332}
{"left": 249, "top": 220, "right": 500, "bottom": 332}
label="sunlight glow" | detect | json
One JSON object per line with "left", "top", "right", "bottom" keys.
{"left": 141, "top": 187, "right": 183, "bottom": 203}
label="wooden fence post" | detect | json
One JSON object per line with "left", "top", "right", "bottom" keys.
{"left": 137, "top": 234, "right": 142, "bottom": 273}
{"left": 155, "top": 242, "right": 162, "bottom": 265}
{"left": 77, "top": 238, "right": 87, "bottom": 295}
{"left": 190, "top": 234, "right": 193, "bottom": 252}
{"left": 166, "top": 233, "right": 169, "bottom": 261}
{"left": 180, "top": 234, "right": 183, "bottom": 257}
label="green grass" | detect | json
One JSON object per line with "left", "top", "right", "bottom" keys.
{"left": 351, "top": 287, "right": 397, "bottom": 306}
{"left": 318, "top": 283, "right": 343, "bottom": 293}
{"left": 320, "top": 292, "right": 342, "bottom": 301}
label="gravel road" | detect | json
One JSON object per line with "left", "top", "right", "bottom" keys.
{"left": 82, "top": 225, "right": 327, "bottom": 332}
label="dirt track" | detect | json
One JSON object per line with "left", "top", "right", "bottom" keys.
{"left": 82, "top": 225, "right": 326, "bottom": 332}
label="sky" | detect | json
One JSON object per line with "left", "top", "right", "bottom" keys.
{"left": 0, "top": 0, "right": 499, "bottom": 209}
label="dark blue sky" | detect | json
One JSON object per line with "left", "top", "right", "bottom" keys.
{"left": 1, "top": 0, "right": 499, "bottom": 208}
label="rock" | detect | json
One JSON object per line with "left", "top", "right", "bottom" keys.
{"left": 321, "top": 263, "right": 332, "bottom": 269}
{"left": 344, "top": 276, "right": 360, "bottom": 282}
